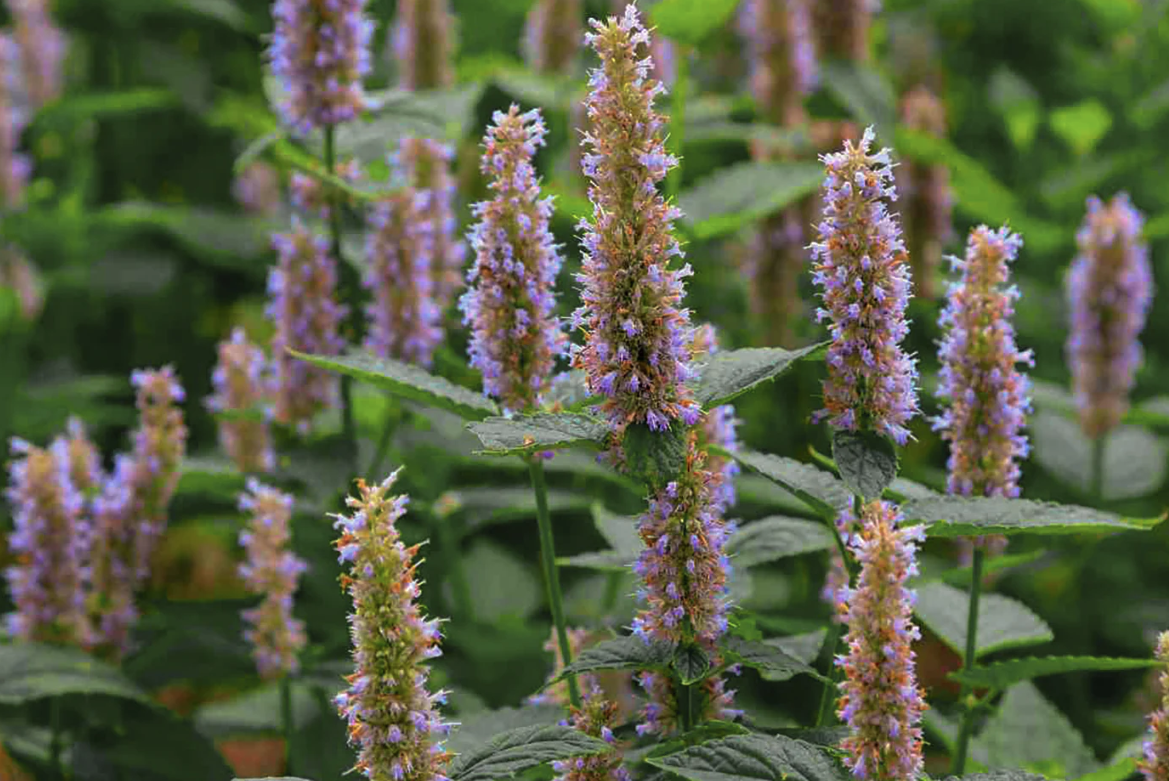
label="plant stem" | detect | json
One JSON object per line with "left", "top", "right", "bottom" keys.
{"left": 528, "top": 455, "right": 581, "bottom": 709}
{"left": 49, "top": 696, "right": 62, "bottom": 778}
{"left": 280, "top": 675, "right": 294, "bottom": 773}
{"left": 364, "top": 395, "right": 398, "bottom": 480}
{"left": 951, "top": 548, "right": 985, "bottom": 775}
{"left": 666, "top": 46, "right": 689, "bottom": 201}
{"left": 680, "top": 672, "right": 696, "bottom": 732}
{"left": 323, "top": 125, "right": 356, "bottom": 456}
{"left": 1090, "top": 434, "right": 1106, "bottom": 504}
{"left": 815, "top": 620, "right": 842, "bottom": 727}
{"left": 435, "top": 508, "right": 475, "bottom": 624}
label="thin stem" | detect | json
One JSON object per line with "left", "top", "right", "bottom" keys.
{"left": 666, "top": 46, "right": 689, "bottom": 201}
{"left": 680, "top": 673, "right": 696, "bottom": 732}
{"left": 528, "top": 455, "right": 581, "bottom": 709}
{"left": 323, "top": 125, "right": 356, "bottom": 455}
{"left": 435, "top": 509, "right": 475, "bottom": 624}
{"left": 49, "top": 696, "right": 62, "bottom": 778}
{"left": 364, "top": 395, "right": 398, "bottom": 481}
{"left": 815, "top": 621, "right": 843, "bottom": 727}
{"left": 280, "top": 675, "right": 294, "bottom": 773}
{"left": 951, "top": 548, "right": 986, "bottom": 775}
{"left": 1090, "top": 434, "right": 1106, "bottom": 504}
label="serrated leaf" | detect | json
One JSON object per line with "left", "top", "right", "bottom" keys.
{"left": 551, "top": 636, "right": 675, "bottom": 684}
{"left": 730, "top": 450, "right": 851, "bottom": 519}
{"left": 678, "top": 162, "right": 825, "bottom": 240}
{"left": 720, "top": 636, "right": 827, "bottom": 683}
{"left": 973, "top": 682, "right": 1099, "bottom": 778}
{"left": 447, "top": 704, "right": 567, "bottom": 756}
{"left": 914, "top": 581, "right": 1053, "bottom": 661}
{"left": 289, "top": 350, "right": 498, "bottom": 420}
{"left": 943, "top": 773, "right": 1048, "bottom": 781}
{"left": 1031, "top": 411, "right": 1168, "bottom": 501}
{"left": 0, "top": 643, "right": 152, "bottom": 705}
{"left": 649, "top": 0, "right": 740, "bottom": 47}
{"left": 693, "top": 343, "right": 828, "bottom": 408}
{"left": 831, "top": 430, "right": 897, "bottom": 500}
{"left": 675, "top": 644, "right": 712, "bottom": 684}
{"left": 467, "top": 413, "right": 610, "bottom": 455}
{"left": 948, "top": 655, "right": 1157, "bottom": 691}
{"left": 820, "top": 61, "right": 896, "bottom": 140}
{"left": 646, "top": 733, "right": 849, "bottom": 781}
{"left": 767, "top": 629, "right": 829, "bottom": 667}
{"left": 448, "top": 724, "right": 611, "bottom": 781}
{"left": 726, "top": 517, "right": 835, "bottom": 568}
{"left": 902, "top": 495, "right": 1161, "bottom": 537}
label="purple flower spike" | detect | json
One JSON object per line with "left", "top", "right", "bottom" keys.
{"left": 391, "top": 0, "right": 456, "bottom": 90}
{"left": 234, "top": 161, "right": 283, "bottom": 217}
{"left": 460, "top": 105, "right": 566, "bottom": 413}
{"left": 835, "top": 500, "right": 926, "bottom": 781}
{"left": 524, "top": 0, "right": 583, "bottom": 75}
{"left": 333, "top": 470, "right": 453, "bottom": 781}
{"left": 1066, "top": 193, "right": 1153, "bottom": 439}
{"left": 607, "top": 0, "right": 675, "bottom": 86}
{"left": 238, "top": 480, "right": 307, "bottom": 679}
{"left": 268, "top": 219, "right": 346, "bottom": 432}
{"left": 573, "top": 5, "right": 698, "bottom": 434}
{"left": 691, "top": 325, "right": 740, "bottom": 512}
{"left": 207, "top": 328, "right": 276, "bottom": 474}
{"left": 1, "top": 246, "right": 45, "bottom": 321}
{"left": 10, "top": 0, "right": 66, "bottom": 110}
{"left": 0, "top": 34, "right": 31, "bottom": 211}
{"left": 813, "top": 0, "right": 880, "bottom": 64}
{"left": 552, "top": 688, "right": 630, "bottom": 781}
{"left": 897, "top": 86, "right": 953, "bottom": 300}
{"left": 739, "top": 0, "right": 816, "bottom": 125}
{"left": 269, "top": 0, "right": 374, "bottom": 133}
{"left": 810, "top": 126, "right": 919, "bottom": 446}
{"left": 1139, "top": 632, "right": 1169, "bottom": 781}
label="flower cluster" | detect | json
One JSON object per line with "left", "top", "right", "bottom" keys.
{"left": 207, "top": 328, "right": 276, "bottom": 474}
{"left": 233, "top": 161, "right": 283, "bottom": 217}
{"left": 636, "top": 668, "right": 739, "bottom": 737}
{"left": 1, "top": 245, "right": 44, "bottom": 321}
{"left": 1140, "top": 631, "right": 1169, "bottom": 781}
{"left": 606, "top": 0, "right": 675, "bottom": 85}
{"left": 396, "top": 138, "right": 466, "bottom": 316}
{"left": 9, "top": 0, "right": 66, "bottom": 109}
{"left": 835, "top": 500, "right": 926, "bottom": 781}
{"left": 333, "top": 471, "right": 452, "bottom": 781}
{"left": 363, "top": 186, "right": 441, "bottom": 366}
{"left": 739, "top": 0, "right": 817, "bottom": 127}
{"left": 268, "top": 220, "right": 346, "bottom": 432}
{"left": 1066, "top": 193, "right": 1153, "bottom": 439}
{"left": 0, "top": 33, "right": 30, "bottom": 211}
{"left": 88, "top": 454, "right": 140, "bottom": 657}
{"left": 524, "top": 0, "right": 583, "bottom": 75}
{"left": 238, "top": 480, "right": 307, "bottom": 679}
{"left": 391, "top": 0, "right": 456, "bottom": 90}
{"left": 269, "top": 0, "right": 374, "bottom": 133}
{"left": 810, "top": 126, "right": 919, "bottom": 445}
{"left": 573, "top": 5, "right": 698, "bottom": 434}
{"left": 690, "top": 324, "right": 740, "bottom": 512}
{"left": 813, "top": 0, "right": 880, "bottom": 63}
{"left": 896, "top": 86, "right": 953, "bottom": 300}
{"left": 460, "top": 105, "right": 565, "bottom": 412}
{"left": 552, "top": 689, "right": 630, "bottom": 781}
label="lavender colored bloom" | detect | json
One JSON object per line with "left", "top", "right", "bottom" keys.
{"left": 363, "top": 186, "right": 441, "bottom": 366}
{"left": 896, "top": 86, "right": 953, "bottom": 300}
{"left": 0, "top": 245, "right": 44, "bottom": 321}
{"left": 524, "top": 0, "right": 583, "bottom": 75}
{"left": 3, "top": 437, "right": 88, "bottom": 645}
{"left": 233, "top": 161, "right": 283, "bottom": 217}
{"left": 810, "top": 126, "right": 919, "bottom": 446}
{"left": 268, "top": 219, "right": 346, "bottom": 432}
{"left": 607, "top": 0, "right": 675, "bottom": 86}
{"left": 1140, "top": 631, "right": 1169, "bottom": 781}
{"left": 835, "top": 500, "right": 926, "bottom": 781}
{"left": 268, "top": 0, "right": 374, "bottom": 133}
{"left": 397, "top": 138, "right": 466, "bottom": 318}
{"left": 690, "top": 324, "right": 740, "bottom": 512}
{"left": 333, "top": 470, "right": 453, "bottom": 781}
{"left": 207, "top": 328, "right": 276, "bottom": 474}
{"left": 391, "top": 0, "right": 456, "bottom": 91}
{"left": 573, "top": 5, "right": 699, "bottom": 434}
{"left": 813, "top": 0, "right": 880, "bottom": 64}
{"left": 739, "top": 0, "right": 816, "bottom": 126}
{"left": 636, "top": 668, "right": 740, "bottom": 737}
{"left": 238, "top": 480, "right": 307, "bottom": 679}
{"left": 9, "top": 0, "right": 66, "bottom": 109}
{"left": 1066, "top": 193, "right": 1153, "bottom": 439}
{"left": 460, "top": 105, "right": 566, "bottom": 412}
{"left": 551, "top": 688, "right": 630, "bottom": 781}
{"left": 0, "top": 33, "right": 31, "bottom": 211}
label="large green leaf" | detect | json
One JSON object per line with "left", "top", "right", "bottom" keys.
{"left": 447, "top": 704, "right": 567, "bottom": 756}
{"left": 948, "top": 655, "right": 1157, "bottom": 691}
{"left": 693, "top": 343, "right": 828, "bottom": 409}
{"left": 466, "top": 413, "right": 610, "bottom": 455}
{"left": 290, "top": 350, "right": 498, "bottom": 420}
{"left": 101, "top": 201, "right": 277, "bottom": 270}
{"left": 973, "top": 682, "right": 1099, "bottom": 778}
{"left": 766, "top": 629, "right": 829, "bottom": 668}
{"left": 831, "top": 430, "right": 897, "bottom": 500}
{"left": 448, "top": 724, "right": 611, "bottom": 781}
{"left": 729, "top": 450, "right": 851, "bottom": 519}
{"left": 72, "top": 707, "right": 236, "bottom": 781}
{"left": 943, "top": 773, "right": 1048, "bottom": 781}
{"left": 1074, "top": 759, "right": 1140, "bottom": 781}
{"left": 902, "top": 495, "right": 1161, "bottom": 537}
{"left": 678, "top": 162, "right": 825, "bottom": 240}
{"left": 552, "top": 635, "right": 675, "bottom": 683}
{"left": 819, "top": 61, "right": 896, "bottom": 140}
{"left": 1031, "top": 411, "right": 1168, "bottom": 501}
{"left": 461, "top": 540, "right": 542, "bottom": 622}
{"left": 193, "top": 681, "right": 320, "bottom": 736}
{"left": 725, "top": 517, "right": 835, "bottom": 568}
{"left": 646, "top": 734, "right": 848, "bottom": 781}
{"left": 675, "top": 643, "right": 713, "bottom": 684}
{"left": 720, "top": 637, "right": 827, "bottom": 683}
{"left": 914, "top": 581, "right": 1053, "bottom": 661}
{"left": 0, "top": 643, "right": 152, "bottom": 705}
{"left": 650, "top": 0, "right": 741, "bottom": 47}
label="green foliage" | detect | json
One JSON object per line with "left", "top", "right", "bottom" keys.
{"left": 692, "top": 343, "right": 829, "bottom": 408}
{"left": 678, "top": 162, "right": 825, "bottom": 240}
{"left": 645, "top": 734, "right": 849, "bottom": 781}
{"left": 902, "top": 495, "right": 1162, "bottom": 537}
{"left": 729, "top": 450, "right": 851, "bottom": 519}
{"left": 447, "top": 724, "right": 611, "bottom": 781}
{"left": 949, "top": 655, "right": 1158, "bottom": 691}
{"left": 718, "top": 636, "right": 827, "bottom": 683}
{"left": 467, "top": 413, "right": 610, "bottom": 455}
{"left": 649, "top": 0, "right": 741, "bottom": 47}
{"left": 1031, "top": 411, "right": 1169, "bottom": 500}
{"left": 552, "top": 635, "right": 675, "bottom": 682}
{"left": 972, "top": 683, "right": 1099, "bottom": 778}
{"left": 914, "top": 582, "right": 1054, "bottom": 661}
{"left": 724, "top": 516, "right": 835, "bottom": 567}
{"left": 0, "top": 643, "right": 152, "bottom": 706}
{"left": 831, "top": 430, "right": 898, "bottom": 500}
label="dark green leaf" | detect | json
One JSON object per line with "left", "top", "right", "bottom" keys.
{"left": 831, "top": 430, "right": 898, "bottom": 500}
{"left": 914, "top": 581, "right": 1053, "bottom": 661}
{"left": 33, "top": 89, "right": 178, "bottom": 126}
{"left": 290, "top": 350, "right": 498, "bottom": 420}
{"left": 674, "top": 644, "right": 712, "bottom": 684}
{"left": 552, "top": 635, "right": 675, "bottom": 684}
{"left": 948, "top": 655, "right": 1157, "bottom": 691}
{"left": 693, "top": 343, "right": 828, "bottom": 409}
{"left": 679, "top": 162, "right": 825, "bottom": 240}
{"left": 773, "top": 727, "right": 848, "bottom": 748}
{"left": 942, "top": 773, "right": 1048, "bottom": 781}
{"left": 730, "top": 450, "right": 851, "bottom": 519}
{"left": 0, "top": 643, "right": 152, "bottom": 705}
{"left": 973, "top": 682, "right": 1099, "bottom": 778}
{"left": 646, "top": 733, "right": 849, "bottom": 781}
{"left": 936, "top": 549, "right": 1047, "bottom": 587}
{"left": 767, "top": 629, "right": 829, "bottom": 667}
{"left": 448, "top": 724, "right": 611, "bottom": 781}
{"left": 726, "top": 517, "right": 835, "bottom": 568}
{"left": 72, "top": 707, "right": 235, "bottom": 781}
{"left": 460, "top": 540, "right": 543, "bottom": 622}
{"left": 467, "top": 413, "right": 610, "bottom": 455}
{"left": 902, "top": 495, "right": 1162, "bottom": 537}
{"left": 1073, "top": 758, "right": 1140, "bottom": 781}
{"left": 447, "top": 705, "right": 567, "bottom": 756}
{"left": 101, "top": 201, "right": 276, "bottom": 270}
{"left": 624, "top": 422, "right": 690, "bottom": 490}
{"left": 650, "top": 0, "right": 741, "bottom": 47}
{"left": 720, "top": 636, "right": 827, "bottom": 683}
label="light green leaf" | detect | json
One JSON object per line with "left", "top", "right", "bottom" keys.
{"left": 831, "top": 430, "right": 897, "bottom": 500}
{"left": 0, "top": 643, "right": 152, "bottom": 705}
{"left": 649, "top": 0, "right": 740, "bottom": 47}
{"left": 1031, "top": 411, "right": 1168, "bottom": 501}
{"left": 729, "top": 450, "right": 851, "bottom": 519}
{"left": 678, "top": 162, "right": 825, "bottom": 240}
{"left": 949, "top": 655, "right": 1158, "bottom": 692}
{"left": 34, "top": 89, "right": 178, "bottom": 125}
{"left": 448, "top": 725, "right": 611, "bottom": 781}
{"left": 466, "top": 413, "right": 610, "bottom": 456}
{"left": 1074, "top": 758, "right": 1140, "bottom": 781}
{"left": 726, "top": 517, "right": 835, "bottom": 568}
{"left": 902, "top": 495, "right": 1161, "bottom": 537}
{"left": 693, "top": 343, "right": 828, "bottom": 409}
{"left": 645, "top": 734, "right": 849, "bottom": 781}
{"left": 914, "top": 581, "right": 1053, "bottom": 661}
{"left": 820, "top": 61, "right": 896, "bottom": 141}
{"left": 461, "top": 540, "right": 542, "bottom": 622}
{"left": 194, "top": 682, "right": 318, "bottom": 736}
{"left": 943, "top": 773, "right": 1047, "bottom": 781}
{"left": 973, "top": 682, "right": 1099, "bottom": 778}
{"left": 593, "top": 505, "right": 642, "bottom": 556}
{"left": 290, "top": 350, "right": 499, "bottom": 420}
{"left": 1049, "top": 100, "right": 1112, "bottom": 156}
{"left": 720, "top": 637, "right": 827, "bottom": 683}
{"left": 988, "top": 67, "right": 1041, "bottom": 151}
{"left": 557, "top": 550, "right": 633, "bottom": 571}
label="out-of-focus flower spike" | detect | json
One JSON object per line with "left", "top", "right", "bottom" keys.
{"left": 1140, "top": 631, "right": 1169, "bottom": 781}
{"left": 739, "top": 0, "right": 816, "bottom": 127}
{"left": 233, "top": 161, "right": 283, "bottom": 217}
{"left": 9, "top": 0, "right": 67, "bottom": 109}
{"left": 896, "top": 85, "right": 953, "bottom": 300}
{"left": 391, "top": 0, "right": 456, "bottom": 91}
{"left": 690, "top": 324, "right": 740, "bottom": 513}
{"left": 0, "top": 34, "right": 31, "bottom": 211}
{"left": 813, "top": 0, "right": 881, "bottom": 64}
{"left": 551, "top": 688, "right": 631, "bottom": 781}
{"left": 524, "top": 0, "right": 583, "bottom": 75}
{"left": 1, "top": 246, "right": 45, "bottom": 321}
{"left": 207, "top": 328, "right": 276, "bottom": 474}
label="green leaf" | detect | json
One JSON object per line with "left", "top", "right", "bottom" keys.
{"left": 0, "top": 642, "right": 152, "bottom": 705}
{"left": 593, "top": 505, "right": 642, "bottom": 556}
{"left": 646, "top": 733, "right": 849, "bottom": 781}
{"left": 1031, "top": 411, "right": 1168, "bottom": 501}
{"left": 332, "top": 85, "right": 484, "bottom": 162}
{"left": 693, "top": 343, "right": 828, "bottom": 409}
{"left": 1049, "top": 99, "right": 1113, "bottom": 157}
{"left": 448, "top": 724, "right": 611, "bottom": 781}
{"left": 831, "top": 430, "right": 897, "bottom": 500}
{"left": 820, "top": 61, "right": 896, "bottom": 141}
{"left": 193, "top": 681, "right": 319, "bottom": 736}
{"left": 101, "top": 201, "right": 276, "bottom": 270}
{"left": 73, "top": 707, "right": 235, "bottom": 781}
{"left": 902, "top": 495, "right": 1161, "bottom": 537}
{"left": 461, "top": 540, "right": 542, "bottom": 622}
{"left": 466, "top": 413, "right": 610, "bottom": 456}
{"left": 729, "top": 450, "right": 851, "bottom": 519}
{"left": 948, "top": 655, "right": 1157, "bottom": 692}
{"left": 678, "top": 162, "right": 825, "bottom": 240}
{"left": 674, "top": 644, "right": 712, "bottom": 685}
{"left": 33, "top": 88, "right": 178, "bottom": 126}
{"left": 914, "top": 581, "right": 1053, "bottom": 661}
{"left": 447, "top": 705, "right": 567, "bottom": 756}
{"left": 988, "top": 66, "right": 1042, "bottom": 151}
{"left": 1074, "top": 758, "right": 1140, "bottom": 781}
{"left": 624, "top": 422, "right": 690, "bottom": 490}
{"left": 943, "top": 773, "right": 1048, "bottom": 781}
{"left": 973, "top": 682, "right": 1099, "bottom": 778}
{"left": 290, "top": 350, "right": 498, "bottom": 420}
{"left": 725, "top": 517, "right": 835, "bottom": 568}
{"left": 552, "top": 635, "right": 675, "bottom": 683}
{"left": 767, "top": 629, "right": 829, "bottom": 667}
{"left": 649, "top": 0, "right": 740, "bottom": 47}
{"left": 557, "top": 550, "right": 633, "bottom": 571}
{"left": 936, "top": 549, "right": 1046, "bottom": 587}
{"left": 719, "top": 636, "right": 827, "bottom": 683}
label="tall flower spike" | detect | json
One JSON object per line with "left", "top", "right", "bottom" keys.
{"left": 813, "top": 0, "right": 880, "bottom": 64}
{"left": 397, "top": 138, "right": 466, "bottom": 317}
{"left": 690, "top": 324, "right": 740, "bottom": 513}
{"left": 233, "top": 161, "right": 283, "bottom": 217}
{"left": 4, "top": 437, "right": 88, "bottom": 645}
{"left": 0, "top": 246, "right": 45, "bottom": 321}
{"left": 739, "top": 0, "right": 817, "bottom": 128}
{"left": 607, "top": 0, "right": 675, "bottom": 86}
{"left": 363, "top": 186, "right": 441, "bottom": 366}
{"left": 460, "top": 105, "right": 566, "bottom": 413}
{"left": 0, "top": 33, "right": 31, "bottom": 211}
{"left": 897, "top": 86, "right": 953, "bottom": 300}
{"left": 333, "top": 470, "right": 453, "bottom": 781}
{"left": 810, "top": 126, "right": 919, "bottom": 445}
{"left": 1066, "top": 193, "right": 1153, "bottom": 440}
{"left": 573, "top": 5, "right": 698, "bottom": 434}
{"left": 268, "top": 219, "right": 347, "bottom": 432}
{"left": 835, "top": 500, "right": 926, "bottom": 781}
{"left": 207, "top": 328, "right": 276, "bottom": 474}
{"left": 391, "top": 0, "right": 456, "bottom": 91}
{"left": 88, "top": 455, "right": 139, "bottom": 658}
{"left": 9, "top": 0, "right": 66, "bottom": 109}
{"left": 238, "top": 480, "right": 307, "bottom": 679}
{"left": 524, "top": 0, "right": 583, "bottom": 75}
{"left": 551, "top": 688, "right": 630, "bottom": 781}
{"left": 269, "top": 0, "right": 374, "bottom": 133}
{"left": 1140, "top": 632, "right": 1169, "bottom": 781}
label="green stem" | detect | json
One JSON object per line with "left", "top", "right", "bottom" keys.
{"left": 1090, "top": 434, "right": 1106, "bottom": 504}
{"left": 49, "top": 696, "right": 63, "bottom": 778}
{"left": 666, "top": 46, "right": 689, "bottom": 201}
{"left": 280, "top": 675, "right": 294, "bottom": 774}
{"left": 436, "top": 510, "right": 475, "bottom": 623}
{"left": 815, "top": 620, "right": 843, "bottom": 727}
{"left": 951, "top": 548, "right": 985, "bottom": 775}
{"left": 323, "top": 125, "right": 356, "bottom": 456}
{"left": 528, "top": 455, "right": 582, "bottom": 708}
{"left": 680, "top": 673, "right": 696, "bottom": 732}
